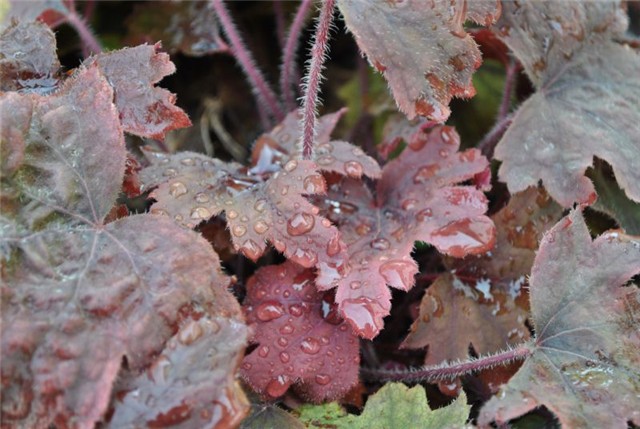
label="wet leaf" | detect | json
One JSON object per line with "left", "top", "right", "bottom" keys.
{"left": 403, "top": 187, "right": 563, "bottom": 364}
{"left": 241, "top": 262, "right": 359, "bottom": 402}
{"left": 298, "top": 383, "right": 470, "bottom": 429}
{"left": 479, "top": 209, "right": 640, "bottom": 428}
{"left": 240, "top": 404, "right": 304, "bottom": 429}
{"left": 338, "top": 0, "right": 500, "bottom": 122}
{"left": 317, "top": 124, "right": 495, "bottom": 338}
{"left": 109, "top": 317, "right": 249, "bottom": 429}
{"left": 0, "top": 20, "right": 60, "bottom": 93}
{"left": 86, "top": 44, "right": 192, "bottom": 140}
{"left": 494, "top": 2, "right": 640, "bottom": 207}
{"left": 1, "top": 40, "right": 245, "bottom": 428}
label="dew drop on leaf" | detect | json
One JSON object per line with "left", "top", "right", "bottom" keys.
{"left": 289, "top": 304, "right": 303, "bottom": 317}
{"left": 402, "top": 199, "right": 418, "bottom": 210}
{"left": 303, "top": 174, "right": 325, "bottom": 193}
{"left": 258, "top": 345, "right": 270, "bottom": 357}
{"left": 370, "top": 238, "right": 391, "bottom": 250}
{"left": 300, "top": 337, "right": 321, "bottom": 355}
{"left": 177, "top": 320, "right": 203, "bottom": 345}
{"left": 253, "top": 221, "right": 269, "bottom": 234}
{"left": 254, "top": 199, "right": 267, "bottom": 212}
{"left": 413, "top": 165, "right": 440, "bottom": 183}
{"left": 292, "top": 248, "right": 318, "bottom": 266}
{"left": 379, "top": 260, "right": 416, "bottom": 290}
{"left": 227, "top": 210, "right": 238, "bottom": 219}
{"left": 169, "top": 181, "right": 188, "bottom": 197}
{"left": 344, "top": 160, "right": 364, "bottom": 177}
{"left": 315, "top": 374, "right": 331, "bottom": 385}
{"left": 255, "top": 301, "right": 285, "bottom": 322}
{"left": 283, "top": 160, "right": 298, "bottom": 172}
{"left": 287, "top": 212, "right": 315, "bottom": 236}
{"left": 279, "top": 352, "right": 290, "bottom": 363}
{"left": 265, "top": 376, "right": 290, "bottom": 398}
{"left": 350, "top": 281, "right": 362, "bottom": 290}
{"left": 190, "top": 207, "right": 211, "bottom": 220}
{"left": 231, "top": 224, "right": 247, "bottom": 237}
{"left": 326, "top": 235, "right": 342, "bottom": 257}
{"left": 317, "top": 155, "right": 336, "bottom": 166}
{"left": 241, "top": 239, "right": 261, "bottom": 260}
{"left": 279, "top": 324, "right": 294, "bottom": 334}
{"left": 416, "top": 208, "right": 433, "bottom": 221}
{"left": 194, "top": 192, "right": 209, "bottom": 203}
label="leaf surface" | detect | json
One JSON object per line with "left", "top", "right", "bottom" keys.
{"left": 403, "top": 187, "right": 563, "bottom": 364}
{"left": 86, "top": 44, "right": 191, "bottom": 140}
{"left": 338, "top": 0, "right": 500, "bottom": 122}
{"left": 317, "top": 124, "right": 495, "bottom": 338}
{"left": 241, "top": 262, "right": 360, "bottom": 402}
{"left": 494, "top": 2, "right": 640, "bottom": 207}
{"left": 1, "top": 44, "right": 246, "bottom": 428}
{"left": 479, "top": 209, "right": 640, "bottom": 428}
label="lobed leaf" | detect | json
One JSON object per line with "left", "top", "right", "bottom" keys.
{"left": 493, "top": 1, "right": 640, "bottom": 207}
{"left": 86, "top": 44, "right": 192, "bottom": 140}
{"left": 338, "top": 0, "right": 500, "bottom": 122}
{"left": 298, "top": 383, "right": 470, "bottom": 429}
{"left": 479, "top": 209, "right": 640, "bottom": 428}
{"left": 241, "top": 262, "right": 360, "bottom": 402}
{"left": 317, "top": 124, "right": 495, "bottom": 338}
{"left": 403, "top": 187, "right": 563, "bottom": 364}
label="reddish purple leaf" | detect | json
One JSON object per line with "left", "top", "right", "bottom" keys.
{"left": 86, "top": 44, "right": 191, "bottom": 140}
{"left": 338, "top": 0, "right": 500, "bottom": 122}
{"left": 479, "top": 210, "right": 640, "bottom": 428}
{"left": 316, "top": 124, "right": 495, "bottom": 338}
{"left": 494, "top": 2, "right": 640, "bottom": 207}
{"left": 241, "top": 262, "right": 360, "bottom": 402}
{"left": 108, "top": 316, "right": 249, "bottom": 429}
{"left": 0, "top": 21, "right": 60, "bottom": 93}
{"left": 403, "top": 188, "right": 563, "bottom": 364}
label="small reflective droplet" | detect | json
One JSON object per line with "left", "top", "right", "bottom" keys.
{"left": 315, "top": 374, "right": 331, "bottom": 385}
{"left": 256, "top": 301, "right": 285, "bottom": 321}
{"left": 190, "top": 207, "right": 211, "bottom": 220}
{"left": 254, "top": 199, "right": 267, "bottom": 212}
{"left": 289, "top": 304, "right": 304, "bottom": 317}
{"left": 283, "top": 160, "right": 298, "bottom": 172}
{"left": 344, "top": 161, "right": 364, "bottom": 177}
{"left": 231, "top": 225, "right": 247, "bottom": 237}
{"left": 287, "top": 212, "right": 315, "bottom": 236}
{"left": 370, "top": 238, "right": 390, "bottom": 250}
{"left": 317, "top": 155, "right": 335, "bottom": 165}
{"left": 169, "top": 181, "right": 188, "bottom": 197}
{"left": 253, "top": 221, "right": 269, "bottom": 234}
{"left": 277, "top": 337, "right": 288, "bottom": 347}
{"left": 416, "top": 208, "right": 433, "bottom": 221}
{"left": 279, "top": 351, "right": 290, "bottom": 363}
{"left": 258, "top": 345, "right": 270, "bottom": 357}
{"left": 163, "top": 168, "right": 177, "bottom": 177}
{"left": 303, "top": 174, "right": 325, "bottom": 193}
{"left": 265, "top": 376, "right": 290, "bottom": 397}
{"left": 402, "top": 199, "right": 418, "bottom": 210}
{"left": 180, "top": 158, "right": 195, "bottom": 166}
{"left": 350, "top": 281, "right": 362, "bottom": 290}
{"left": 227, "top": 210, "right": 238, "bottom": 219}
{"left": 300, "top": 337, "right": 321, "bottom": 355}
{"left": 279, "top": 324, "right": 294, "bottom": 334}
{"left": 195, "top": 192, "right": 209, "bottom": 203}
{"left": 178, "top": 321, "right": 203, "bottom": 345}
{"left": 241, "top": 239, "right": 261, "bottom": 260}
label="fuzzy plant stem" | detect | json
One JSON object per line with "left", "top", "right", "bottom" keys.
{"left": 300, "top": 0, "right": 336, "bottom": 160}
{"left": 63, "top": 7, "right": 102, "bottom": 56}
{"left": 211, "top": 0, "right": 285, "bottom": 123}
{"left": 478, "top": 113, "right": 513, "bottom": 159}
{"left": 280, "top": 0, "right": 314, "bottom": 111}
{"left": 363, "top": 344, "right": 532, "bottom": 383}
{"left": 498, "top": 58, "right": 518, "bottom": 121}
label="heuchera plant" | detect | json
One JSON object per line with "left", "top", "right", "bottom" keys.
{"left": 1, "top": 1, "right": 639, "bottom": 428}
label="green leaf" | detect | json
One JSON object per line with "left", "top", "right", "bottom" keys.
{"left": 296, "top": 383, "right": 470, "bottom": 429}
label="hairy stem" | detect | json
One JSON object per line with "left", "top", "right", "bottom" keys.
{"left": 300, "top": 0, "right": 336, "bottom": 159}
{"left": 273, "top": 0, "right": 287, "bottom": 49}
{"left": 212, "top": 0, "right": 285, "bottom": 123}
{"left": 478, "top": 114, "right": 513, "bottom": 158}
{"left": 280, "top": 0, "right": 314, "bottom": 111}
{"left": 362, "top": 344, "right": 531, "bottom": 383}
{"left": 64, "top": 7, "right": 102, "bottom": 56}
{"left": 498, "top": 58, "right": 517, "bottom": 121}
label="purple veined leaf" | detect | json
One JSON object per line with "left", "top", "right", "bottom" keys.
{"left": 403, "top": 187, "right": 563, "bottom": 364}
{"left": 338, "top": 0, "right": 501, "bottom": 122}
{"left": 86, "top": 44, "right": 192, "bottom": 140}
{"left": 479, "top": 209, "right": 640, "bottom": 428}
{"left": 493, "top": 1, "right": 640, "bottom": 207}
{"left": 241, "top": 262, "right": 360, "bottom": 402}
{"left": 315, "top": 123, "right": 495, "bottom": 339}
{"left": 1, "top": 37, "right": 246, "bottom": 427}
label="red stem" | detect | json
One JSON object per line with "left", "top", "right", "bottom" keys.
{"left": 63, "top": 7, "right": 102, "bottom": 57}
{"left": 478, "top": 114, "right": 513, "bottom": 158}
{"left": 211, "top": 0, "right": 285, "bottom": 123}
{"left": 301, "top": 0, "right": 336, "bottom": 159}
{"left": 363, "top": 344, "right": 531, "bottom": 383}
{"left": 273, "top": 0, "right": 287, "bottom": 49}
{"left": 280, "top": 0, "right": 314, "bottom": 111}
{"left": 498, "top": 58, "right": 517, "bottom": 121}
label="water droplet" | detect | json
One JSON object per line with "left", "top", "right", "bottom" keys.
{"left": 175, "top": 214, "right": 184, "bottom": 221}
{"left": 349, "top": 281, "right": 362, "bottom": 290}
{"left": 439, "top": 149, "right": 449, "bottom": 158}
{"left": 379, "top": 260, "right": 416, "bottom": 290}
{"left": 370, "top": 238, "right": 390, "bottom": 250}
{"left": 168, "top": 181, "right": 188, "bottom": 198}
{"left": 300, "top": 337, "right": 321, "bottom": 355}
{"left": 254, "top": 199, "right": 267, "bottom": 212}
{"left": 266, "top": 376, "right": 290, "bottom": 397}
{"left": 352, "top": 147, "right": 364, "bottom": 156}
{"left": 316, "top": 143, "right": 334, "bottom": 155}
{"left": 253, "top": 221, "right": 269, "bottom": 234}
{"left": 280, "top": 324, "right": 294, "bottom": 334}
{"left": 317, "top": 155, "right": 335, "bottom": 166}
{"left": 280, "top": 185, "right": 289, "bottom": 196}
{"left": 282, "top": 159, "right": 298, "bottom": 172}
{"left": 242, "top": 240, "right": 261, "bottom": 260}
{"left": 277, "top": 337, "right": 288, "bottom": 347}
{"left": 195, "top": 192, "right": 209, "bottom": 203}
{"left": 315, "top": 374, "right": 331, "bottom": 385}
{"left": 342, "top": 297, "right": 383, "bottom": 339}
{"left": 287, "top": 212, "right": 315, "bottom": 236}
{"left": 256, "top": 301, "right": 285, "bottom": 321}
{"left": 190, "top": 207, "right": 211, "bottom": 220}
{"left": 303, "top": 174, "right": 325, "bottom": 193}
{"left": 231, "top": 225, "right": 247, "bottom": 237}
{"left": 242, "top": 362, "right": 252, "bottom": 370}
{"left": 326, "top": 235, "right": 341, "bottom": 256}
{"left": 279, "top": 351, "right": 290, "bottom": 363}
{"left": 321, "top": 218, "right": 332, "bottom": 228}
{"left": 163, "top": 168, "right": 177, "bottom": 177}
{"left": 356, "top": 223, "right": 371, "bottom": 236}
{"left": 273, "top": 239, "right": 286, "bottom": 253}
{"left": 289, "top": 304, "right": 303, "bottom": 317}
{"left": 320, "top": 336, "right": 330, "bottom": 345}
{"left": 258, "top": 345, "right": 270, "bottom": 357}
{"left": 432, "top": 218, "right": 493, "bottom": 257}
{"left": 292, "top": 248, "right": 318, "bottom": 266}
{"left": 150, "top": 208, "right": 168, "bottom": 216}
{"left": 416, "top": 208, "right": 433, "bottom": 221}
{"left": 227, "top": 210, "right": 238, "bottom": 219}
{"left": 344, "top": 161, "right": 364, "bottom": 177}
{"left": 402, "top": 199, "right": 418, "bottom": 210}
{"left": 178, "top": 321, "right": 203, "bottom": 345}
{"left": 180, "top": 157, "right": 195, "bottom": 166}
{"left": 413, "top": 165, "right": 439, "bottom": 183}
{"left": 441, "top": 128, "right": 454, "bottom": 144}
